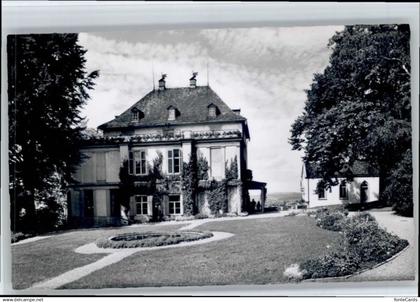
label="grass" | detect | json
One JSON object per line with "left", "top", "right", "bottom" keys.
{"left": 60, "top": 216, "right": 341, "bottom": 289}
{"left": 12, "top": 223, "right": 188, "bottom": 289}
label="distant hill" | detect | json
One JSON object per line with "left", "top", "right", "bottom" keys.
{"left": 249, "top": 192, "right": 302, "bottom": 205}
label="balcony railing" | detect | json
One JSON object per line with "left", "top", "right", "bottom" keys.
{"left": 191, "top": 129, "right": 242, "bottom": 140}
{"left": 82, "top": 129, "right": 242, "bottom": 145}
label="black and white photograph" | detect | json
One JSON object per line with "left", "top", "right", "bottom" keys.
{"left": 6, "top": 20, "right": 416, "bottom": 293}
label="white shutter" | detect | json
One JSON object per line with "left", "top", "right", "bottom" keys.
{"left": 147, "top": 195, "right": 153, "bottom": 216}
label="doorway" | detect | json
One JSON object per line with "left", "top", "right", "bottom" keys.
{"left": 360, "top": 181, "right": 369, "bottom": 203}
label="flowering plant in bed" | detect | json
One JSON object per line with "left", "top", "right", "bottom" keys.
{"left": 96, "top": 231, "right": 213, "bottom": 249}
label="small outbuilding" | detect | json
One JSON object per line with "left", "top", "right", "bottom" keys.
{"left": 300, "top": 161, "right": 380, "bottom": 208}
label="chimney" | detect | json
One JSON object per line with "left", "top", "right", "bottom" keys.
{"left": 232, "top": 109, "right": 241, "bottom": 115}
{"left": 189, "top": 72, "right": 198, "bottom": 88}
{"left": 158, "top": 74, "right": 167, "bottom": 90}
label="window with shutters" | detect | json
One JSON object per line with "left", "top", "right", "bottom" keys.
{"left": 168, "top": 149, "right": 181, "bottom": 174}
{"left": 135, "top": 195, "right": 148, "bottom": 215}
{"left": 129, "top": 150, "right": 147, "bottom": 175}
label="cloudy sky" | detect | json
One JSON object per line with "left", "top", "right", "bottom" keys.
{"left": 78, "top": 25, "right": 343, "bottom": 193}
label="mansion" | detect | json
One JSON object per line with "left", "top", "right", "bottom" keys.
{"left": 68, "top": 74, "right": 266, "bottom": 226}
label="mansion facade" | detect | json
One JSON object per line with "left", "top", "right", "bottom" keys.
{"left": 68, "top": 74, "right": 266, "bottom": 226}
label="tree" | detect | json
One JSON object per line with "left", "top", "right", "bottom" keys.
{"left": 8, "top": 34, "right": 99, "bottom": 232}
{"left": 289, "top": 24, "right": 412, "bottom": 216}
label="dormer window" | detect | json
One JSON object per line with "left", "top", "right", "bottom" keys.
{"left": 168, "top": 108, "right": 176, "bottom": 121}
{"left": 167, "top": 106, "right": 179, "bottom": 121}
{"left": 132, "top": 111, "right": 139, "bottom": 121}
{"left": 131, "top": 108, "right": 144, "bottom": 122}
{"left": 207, "top": 103, "right": 219, "bottom": 118}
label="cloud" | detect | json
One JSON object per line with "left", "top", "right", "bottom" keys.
{"left": 78, "top": 25, "right": 342, "bottom": 192}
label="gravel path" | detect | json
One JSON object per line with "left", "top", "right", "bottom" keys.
{"left": 347, "top": 209, "right": 416, "bottom": 281}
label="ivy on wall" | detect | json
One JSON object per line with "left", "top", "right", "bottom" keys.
{"left": 119, "top": 159, "right": 135, "bottom": 218}
{"left": 121, "top": 150, "right": 239, "bottom": 217}
{"left": 182, "top": 150, "right": 198, "bottom": 216}
{"left": 197, "top": 155, "right": 209, "bottom": 180}
{"left": 207, "top": 180, "right": 228, "bottom": 215}
{"left": 225, "top": 155, "right": 238, "bottom": 180}
{"left": 119, "top": 151, "right": 172, "bottom": 219}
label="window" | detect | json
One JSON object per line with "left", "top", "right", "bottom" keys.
{"left": 131, "top": 111, "right": 139, "bottom": 121}
{"left": 168, "top": 195, "right": 181, "bottom": 215}
{"left": 129, "top": 150, "right": 147, "bottom": 175}
{"left": 339, "top": 180, "right": 348, "bottom": 199}
{"left": 168, "top": 149, "right": 181, "bottom": 174}
{"left": 110, "top": 189, "right": 121, "bottom": 217}
{"left": 96, "top": 152, "right": 106, "bottom": 182}
{"left": 84, "top": 190, "right": 94, "bottom": 217}
{"left": 135, "top": 195, "right": 148, "bottom": 215}
{"left": 207, "top": 104, "right": 219, "bottom": 117}
{"left": 208, "top": 106, "right": 216, "bottom": 117}
{"left": 131, "top": 109, "right": 144, "bottom": 122}
{"left": 210, "top": 147, "right": 224, "bottom": 179}
{"left": 168, "top": 108, "right": 176, "bottom": 121}
{"left": 318, "top": 187, "right": 326, "bottom": 199}
{"left": 129, "top": 151, "right": 134, "bottom": 175}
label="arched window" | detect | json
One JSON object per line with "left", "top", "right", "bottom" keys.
{"left": 339, "top": 180, "right": 348, "bottom": 200}
{"left": 360, "top": 181, "right": 369, "bottom": 203}
{"left": 167, "top": 106, "right": 179, "bottom": 121}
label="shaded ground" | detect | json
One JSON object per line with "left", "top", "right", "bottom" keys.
{"left": 13, "top": 223, "right": 187, "bottom": 289}
{"left": 346, "top": 209, "right": 416, "bottom": 282}
{"left": 61, "top": 216, "right": 341, "bottom": 289}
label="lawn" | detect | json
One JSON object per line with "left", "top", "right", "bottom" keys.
{"left": 58, "top": 216, "right": 341, "bottom": 289}
{"left": 12, "top": 223, "right": 188, "bottom": 289}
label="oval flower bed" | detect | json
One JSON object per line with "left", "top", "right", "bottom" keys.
{"left": 96, "top": 231, "right": 213, "bottom": 249}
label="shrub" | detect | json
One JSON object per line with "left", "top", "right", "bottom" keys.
{"left": 194, "top": 213, "right": 209, "bottom": 219}
{"left": 11, "top": 232, "right": 33, "bottom": 243}
{"left": 161, "top": 215, "right": 174, "bottom": 221}
{"left": 342, "top": 214, "right": 408, "bottom": 266}
{"left": 134, "top": 215, "right": 150, "bottom": 224}
{"left": 301, "top": 212, "right": 409, "bottom": 279}
{"left": 313, "top": 207, "right": 347, "bottom": 231}
{"left": 316, "top": 211, "right": 346, "bottom": 231}
{"left": 302, "top": 247, "right": 360, "bottom": 279}
{"left": 225, "top": 212, "right": 238, "bottom": 217}
{"left": 174, "top": 215, "right": 195, "bottom": 221}
{"left": 283, "top": 263, "right": 305, "bottom": 281}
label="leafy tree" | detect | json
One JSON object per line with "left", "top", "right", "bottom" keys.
{"left": 382, "top": 149, "right": 413, "bottom": 216}
{"left": 289, "top": 24, "right": 412, "bottom": 215}
{"left": 8, "top": 34, "right": 98, "bottom": 232}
